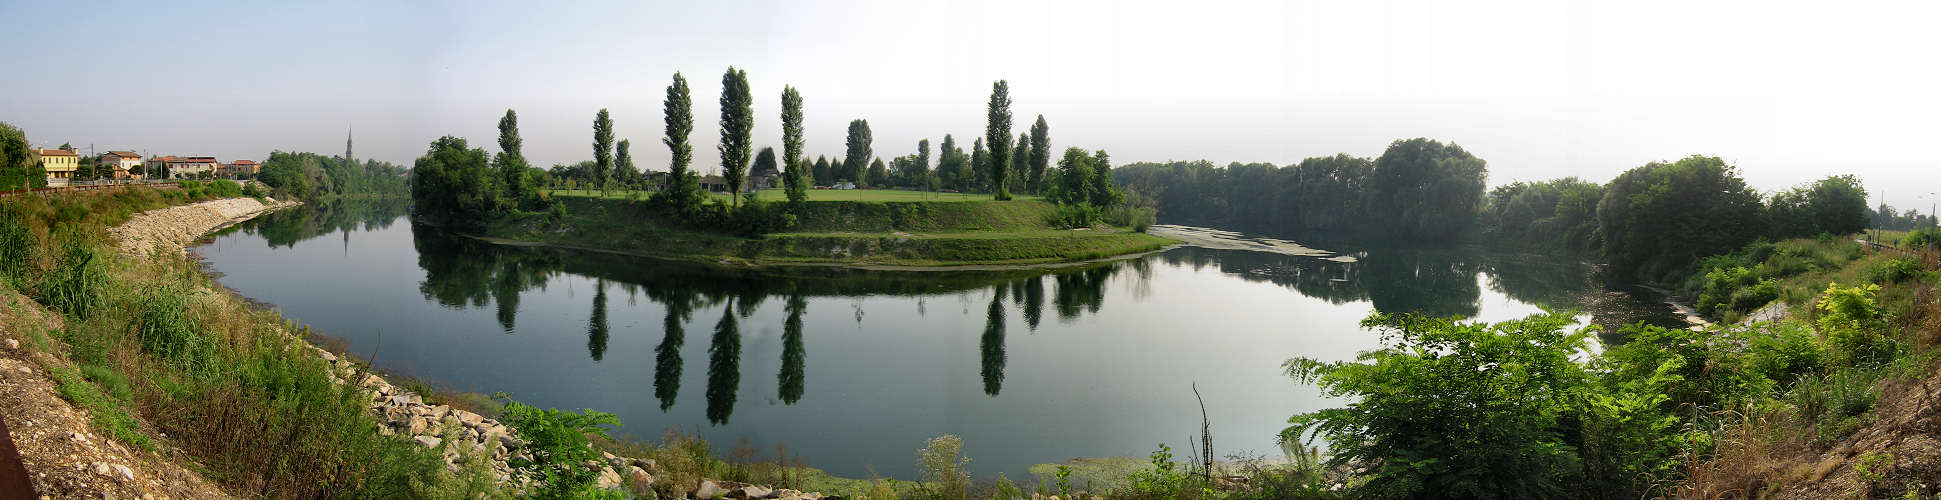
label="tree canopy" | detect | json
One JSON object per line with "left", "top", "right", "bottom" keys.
{"left": 985, "top": 80, "right": 1014, "bottom": 200}
{"left": 718, "top": 67, "right": 753, "bottom": 205}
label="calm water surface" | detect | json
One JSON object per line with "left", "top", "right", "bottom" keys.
{"left": 195, "top": 201, "right": 1677, "bottom": 480}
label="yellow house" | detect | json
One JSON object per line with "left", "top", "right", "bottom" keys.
{"left": 33, "top": 149, "right": 78, "bottom": 187}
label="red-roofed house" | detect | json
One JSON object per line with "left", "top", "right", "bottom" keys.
{"left": 100, "top": 151, "right": 144, "bottom": 180}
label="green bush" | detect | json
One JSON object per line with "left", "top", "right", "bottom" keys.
{"left": 208, "top": 179, "right": 245, "bottom": 198}
{"left": 1866, "top": 256, "right": 1933, "bottom": 284}
{"left": 914, "top": 435, "right": 971, "bottom": 500}
{"left": 1744, "top": 322, "right": 1826, "bottom": 386}
{"left": 1046, "top": 204, "right": 1100, "bottom": 229}
{"left": 497, "top": 397, "right": 622, "bottom": 499}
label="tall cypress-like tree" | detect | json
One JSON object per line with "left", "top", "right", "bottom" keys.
{"left": 1028, "top": 115, "right": 1050, "bottom": 193}
{"left": 843, "top": 119, "right": 872, "bottom": 184}
{"left": 615, "top": 139, "right": 634, "bottom": 186}
{"left": 592, "top": 108, "right": 614, "bottom": 193}
{"left": 781, "top": 86, "right": 808, "bottom": 204}
{"left": 495, "top": 109, "right": 530, "bottom": 202}
{"left": 661, "top": 72, "right": 700, "bottom": 207}
{"left": 718, "top": 67, "right": 753, "bottom": 207}
{"left": 971, "top": 137, "right": 990, "bottom": 192}
{"left": 985, "top": 80, "right": 1014, "bottom": 200}
{"left": 498, "top": 109, "right": 523, "bottom": 157}
{"left": 1012, "top": 132, "right": 1031, "bottom": 194}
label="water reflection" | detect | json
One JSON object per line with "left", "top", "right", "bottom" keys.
{"left": 707, "top": 299, "right": 742, "bottom": 425}
{"left": 780, "top": 294, "right": 806, "bottom": 405}
{"left": 588, "top": 279, "right": 609, "bottom": 362}
{"left": 394, "top": 218, "right": 1675, "bottom": 423}
{"left": 981, "top": 288, "right": 1007, "bottom": 396}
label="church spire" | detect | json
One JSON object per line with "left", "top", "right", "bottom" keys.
{"left": 345, "top": 126, "right": 354, "bottom": 164}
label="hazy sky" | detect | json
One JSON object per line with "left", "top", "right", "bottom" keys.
{"left": 4, "top": 0, "right": 1937, "bottom": 209}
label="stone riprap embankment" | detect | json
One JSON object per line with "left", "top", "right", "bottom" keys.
{"left": 106, "top": 197, "right": 299, "bottom": 257}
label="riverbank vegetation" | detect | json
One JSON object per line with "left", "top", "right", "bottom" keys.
{"left": 256, "top": 150, "right": 409, "bottom": 201}
{"left": 0, "top": 187, "right": 500, "bottom": 498}
{"left": 409, "top": 71, "right": 1164, "bottom": 266}
{"left": 0, "top": 121, "right": 49, "bottom": 191}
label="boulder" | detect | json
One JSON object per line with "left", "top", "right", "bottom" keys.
{"left": 741, "top": 485, "right": 774, "bottom": 498}
{"left": 696, "top": 480, "right": 726, "bottom": 499}
{"left": 415, "top": 435, "right": 443, "bottom": 448}
{"left": 628, "top": 466, "right": 652, "bottom": 486}
{"left": 456, "top": 411, "right": 485, "bottom": 427}
{"left": 596, "top": 467, "right": 623, "bottom": 490}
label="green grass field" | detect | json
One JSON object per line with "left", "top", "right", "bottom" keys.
{"left": 549, "top": 188, "right": 1040, "bottom": 203}
{"left": 485, "top": 194, "right": 1172, "bottom": 267}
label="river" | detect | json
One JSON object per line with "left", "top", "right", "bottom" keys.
{"left": 193, "top": 200, "right": 1679, "bottom": 481}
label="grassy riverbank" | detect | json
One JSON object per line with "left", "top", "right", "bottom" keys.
{"left": 477, "top": 191, "right": 1175, "bottom": 267}
{"left": 0, "top": 187, "right": 488, "bottom": 498}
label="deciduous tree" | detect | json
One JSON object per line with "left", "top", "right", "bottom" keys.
{"left": 1028, "top": 115, "right": 1050, "bottom": 193}
{"left": 781, "top": 86, "right": 807, "bottom": 204}
{"left": 718, "top": 67, "right": 753, "bottom": 206}
{"left": 985, "top": 80, "right": 1014, "bottom": 200}
{"left": 843, "top": 119, "right": 872, "bottom": 184}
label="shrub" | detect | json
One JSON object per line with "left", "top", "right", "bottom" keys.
{"left": 208, "top": 179, "right": 245, "bottom": 198}
{"left": 1284, "top": 313, "right": 1603, "bottom": 498}
{"left": 1744, "top": 322, "right": 1825, "bottom": 386}
{"left": 1818, "top": 283, "right": 1895, "bottom": 367}
{"left": 1046, "top": 204, "right": 1101, "bottom": 229}
{"left": 914, "top": 435, "right": 971, "bottom": 500}
{"left": 497, "top": 398, "right": 622, "bottom": 499}
{"left": 1119, "top": 443, "right": 1196, "bottom": 499}
{"left": 1866, "top": 256, "right": 1933, "bottom": 284}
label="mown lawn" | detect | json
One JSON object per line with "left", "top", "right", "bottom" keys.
{"left": 549, "top": 188, "right": 1040, "bottom": 203}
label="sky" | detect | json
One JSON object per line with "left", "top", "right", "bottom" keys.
{"left": 4, "top": 0, "right": 1938, "bottom": 210}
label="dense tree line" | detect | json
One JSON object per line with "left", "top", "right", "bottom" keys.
{"left": 1119, "top": 144, "right": 1879, "bottom": 283}
{"left": 1115, "top": 138, "right": 1486, "bottom": 239}
{"left": 257, "top": 150, "right": 408, "bottom": 200}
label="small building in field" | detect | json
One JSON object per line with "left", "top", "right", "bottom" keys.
{"left": 100, "top": 151, "right": 144, "bottom": 179}
{"left": 33, "top": 149, "right": 78, "bottom": 186}
{"left": 748, "top": 163, "right": 783, "bottom": 190}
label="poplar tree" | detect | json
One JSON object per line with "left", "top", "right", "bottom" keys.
{"left": 1012, "top": 132, "right": 1031, "bottom": 195}
{"left": 1028, "top": 115, "right": 1050, "bottom": 193}
{"left": 661, "top": 72, "right": 700, "bottom": 208}
{"left": 985, "top": 80, "right": 1013, "bottom": 200}
{"left": 780, "top": 85, "right": 807, "bottom": 204}
{"left": 495, "top": 109, "right": 530, "bottom": 202}
{"left": 615, "top": 139, "right": 634, "bottom": 187}
{"left": 971, "top": 137, "right": 989, "bottom": 193}
{"left": 592, "top": 108, "right": 614, "bottom": 193}
{"left": 843, "top": 119, "right": 872, "bottom": 184}
{"left": 719, "top": 67, "right": 753, "bottom": 207}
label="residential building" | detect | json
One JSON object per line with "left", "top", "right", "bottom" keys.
{"left": 100, "top": 151, "right": 143, "bottom": 179}
{"left": 220, "top": 159, "right": 259, "bottom": 178}
{"left": 167, "top": 156, "right": 220, "bottom": 179}
{"left": 33, "top": 149, "right": 77, "bottom": 187}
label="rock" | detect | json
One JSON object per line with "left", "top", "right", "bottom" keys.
{"left": 775, "top": 490, "right": 803, "bottom": 500}
{"left": 4, "top": 338, "right": 17, "bottom": 350}
{"left": 316, "top": 349, "right": 337, "bottom": 362}
{"left": 596, "top": 467, "right": 623, "bottom": 490}
{"left": 742, "top": 485, "right": 774, "bottom": 498}
{"left": 428, "top": 404, "right": 451, "bottom": 419}
{"left": 628, "top": 466, "right": 652, "bottom": 485}
{"left": 696, "top": 480, "right": 726, "bottom": 499}
{"left": 632, "top": 457, "right": 657, "bottom": 472}
{"left": 112, "top": 464, "right": 133, "bottom": 481}
{"left": 414, "top": 435, "right": 443, "bottom": 448}
{"left": 457, "top": 411, "right": 485, "bottom": 426}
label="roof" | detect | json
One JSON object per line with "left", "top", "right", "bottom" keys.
{"left": 34, "top": 149, "right": 76, "bottom": 157}
{"left": 170, "top": 157, "right": 219, "bottom": 163}
{"left": 104, "top": 151, "right": 141, "bottom": 159}
{"left": 229, "top": 159, "right": 257, "bottom": 165}
{"left": 149, "top": 155, "right": 180, "bottom": 162}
